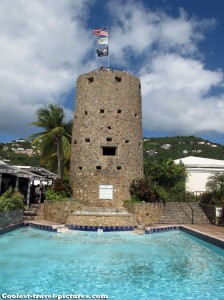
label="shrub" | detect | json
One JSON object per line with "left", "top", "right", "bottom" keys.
{"left": 0, "top": 187, "right": 24, "bottom": 212}
{"left": 130, "top": 178, "right": 159, "bottom": 203}
{"left": 44, "top": 188, "right": 66, "bottom": 201}
{"left": 52, "top": 177, "right": 72, "bottom": 198}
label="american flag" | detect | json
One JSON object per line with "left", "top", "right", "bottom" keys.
{"left": 92, "top": 28, "right": 108, "bottom": 37}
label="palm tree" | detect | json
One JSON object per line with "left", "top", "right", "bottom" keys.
{"left": 206, "top": 172, "right": 224, "bottom": 201}
{"left": 30, "top": 104, "right": 73, "bottom": 178}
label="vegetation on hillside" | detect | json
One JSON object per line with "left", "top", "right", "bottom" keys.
{"left": 143, "top": 135, "right": 224, "bottom": 164}
{"left": 0, "top": 142, "right": 40, "bottom": 166}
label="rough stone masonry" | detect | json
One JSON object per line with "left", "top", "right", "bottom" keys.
{"left": 70, "top": 68, "right": 143, "bottom": 208}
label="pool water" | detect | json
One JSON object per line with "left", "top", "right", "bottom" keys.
{"left": 0, "top": 227, "right": 224, "bottom": 299}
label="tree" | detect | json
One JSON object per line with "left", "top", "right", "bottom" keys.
{"left": 145, "top": 159, "right": 186, "bottom": 188}
{"left": 206, "top": 172, "right": 224, "bottom": 202}
{"left": 144, "top": 159, "right": 187, "bottom": 202}
{"left": 30, "top": 104, "right": 73, "bottom": 177}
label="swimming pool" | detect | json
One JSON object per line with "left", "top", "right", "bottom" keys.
{"left": 0, "top": 227, "right": 224, "bottom": 299}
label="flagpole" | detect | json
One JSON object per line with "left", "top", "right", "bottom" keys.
{"left": 107, "top": 26, "right": 109, "bottom": 69}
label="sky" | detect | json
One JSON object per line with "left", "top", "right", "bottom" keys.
{"left": 1, "top": 0, "right": 224, "bottom": 144}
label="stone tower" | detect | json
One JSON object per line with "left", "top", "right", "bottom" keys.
{"left": 70, "top": 68, "right": 143, "bottom": 208}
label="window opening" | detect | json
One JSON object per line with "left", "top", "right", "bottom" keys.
{"left": 74, "top": 140, "right": 77, "bottom": 144}
{"left": 107, "top": 126, "right": 112, "bottom": 130}
{"left": 85, "top": 138, "right": 90, "bottom": 142}
{"left": 100, "top": 109, "right": 105, "bottom": 113}
{"left": 117, "top": 166, "right": 122, "bottom": 170}
{"left": 102, "top": 146, "right": 117, "bottom": 156}
{"left": 79, "top": 167, "right": 82, "bottom": 170}
{"left": 117, "top": 109, "right": 122, "bottom": 114}
{"left": 96, "top": 166, "right": 102, "bottom": 170}
{"left": 88, "top": 77, "right": 94, "bottom": 83}
{"left": 135, "top": 113, "right": 138, "bottom": 117}
{"left": 125, "top": 140, "right": 130, "bottom": 144}
{"left": 84, "top": 111, "right": 88, "bottom": 115}
{"left": 115, "top": 76, "right": 122, "bottom": 82}
{"left": 106, "top": 137, "right": 112, "bottom": 142}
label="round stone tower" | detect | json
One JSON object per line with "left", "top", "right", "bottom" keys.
{"left": 70, "top": 68, "right": 143, "bottom": 208}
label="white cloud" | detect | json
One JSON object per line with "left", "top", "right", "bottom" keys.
{"left": 107, "top": 0, "right": 224, "bottom": 136}
{"left": 0, "top": 0, "right": 96, "bottom": 140}
{"left": 141, "top": 54, "right": 224, "bottom": 134}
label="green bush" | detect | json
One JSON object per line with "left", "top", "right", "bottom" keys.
{"left": 52, "top": 177, "right": 72, "bottom": 198}
{"left": 198, "top": 191, "right": 224, "bottom": 206}
{"left": 0, "top": 187, "right": 24, "bottom": 212}
{"left": 130, "top": 178, "right": 159, "bottom": 203}
{"left": 44, "top": 188, "right": 66, "bottom": 201}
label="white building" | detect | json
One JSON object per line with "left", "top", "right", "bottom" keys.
{"left": 174, "top": 156, "right": 224, "bottom": 195}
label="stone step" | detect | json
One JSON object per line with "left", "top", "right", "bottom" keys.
{"left": 156, "top": 202, "right": 210, "bottom": 225}
{"left": 57, "top": 227, "right": 71, "bottom": 233}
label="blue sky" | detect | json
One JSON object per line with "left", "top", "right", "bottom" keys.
{"left": 1, "top": 0, "right": 224, "bottom": 144}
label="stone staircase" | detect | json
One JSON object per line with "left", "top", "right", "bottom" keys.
{"left": 157, "top": 202, "right": 211, "bottom": 224}
{"left": 66, "top": 206, "right": 138, "bottom": 227}
{"left": 23, "top": 204, "right": 44, "bottom": 221}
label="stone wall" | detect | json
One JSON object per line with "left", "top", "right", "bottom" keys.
{"left": 0, "top": 209, "right": 23, "bottom": 228}
{"left": 67, "top": 214, "right": 137, "bottom": 227}
{"left": 124, "top": 202, "right": 164, "bottom": 226}
{"left": 44, "top": 200, "right": 82, "bottom": 223}
{"left": 44, "top": 201, "right": 164, "bottom": 226}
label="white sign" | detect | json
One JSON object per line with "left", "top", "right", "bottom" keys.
{"left": 99, "top": 185, "right": 113, "bottom": 200}
{"left": 216, "top": 207, "right": 222, "bottom": 217}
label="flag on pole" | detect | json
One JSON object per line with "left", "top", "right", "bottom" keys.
{"left": 92, "top": 28, "right": 108, "bottom": 37}
{"left": 96, "top": 46, "right": 108, "bottom": 57}
{"left": 97, "top": 37, "right": 108, "bottom": 45}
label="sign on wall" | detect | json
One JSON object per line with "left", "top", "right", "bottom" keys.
{"left": 99, "top": 185, "right": 113, "bottom": 200}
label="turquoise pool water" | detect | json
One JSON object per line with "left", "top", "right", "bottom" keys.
{"left": 0, "top": 227, "right": 224, "bottom": 299}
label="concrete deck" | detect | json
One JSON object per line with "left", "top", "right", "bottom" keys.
{"left": 150, "top": 224, "right": 224, "bottom": 241}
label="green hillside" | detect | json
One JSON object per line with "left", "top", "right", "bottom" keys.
{"left": 0, "top": 139, "right": 40, "bottom": 166}
{"left": 143, "top": 135, "right": 224, "bottom": 163}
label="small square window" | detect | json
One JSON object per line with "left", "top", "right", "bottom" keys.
{"left": 107, "top": 126, "right": 112, "bottom": 130}
{"left": 135, "top": 113, "right": 138, "bottom": 117}
{"left": 117, "top": 166, "right": 122, "bottom": 170}
{"left": 79, "top": 167, "right": 82, "bottom": 170}
{"left": 96, "top": 166, "right": 101, "bottom": 170}
{"left": 74, "top": 140, "right": 77, "bottom": 144}
{"left": 88, "top": 77, "right": 94, "bottom": 83}
{"left": 106, "top": 137, "right": 112, "bottom": 142}
{"left": 102, "top": 146, "right": 117, "bottom": 156}
{"left": 125, "top": 140, "right": 130, "bottom": 144}
{"left": 115, "top": 76, "right": 122, "bottom": 82}
{"left": 84, "top": 111, "right": 88, "bottom": 115}
{"left": 85, "top": 138, "right": 90, "bottom": 142}
{"left": 100, "top": 109, "right": 105, "bottom": 113}
{"left": 117, "top": 109, "right": 122, "bottom": 114}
